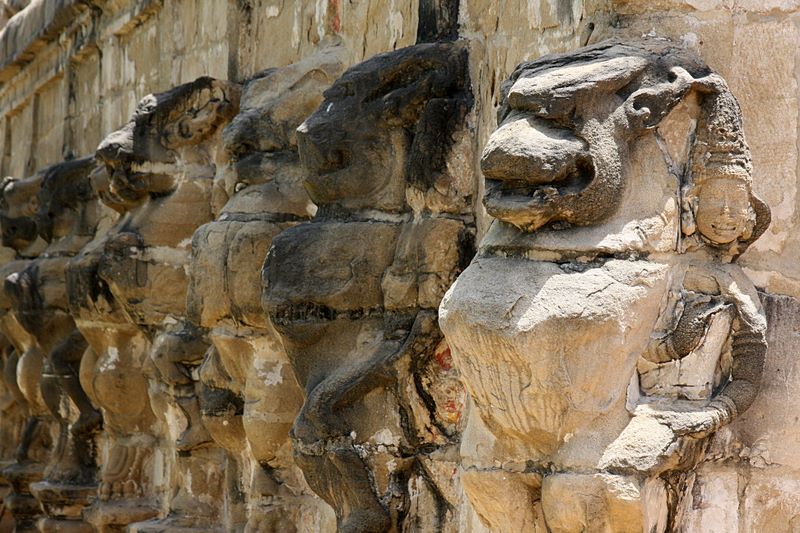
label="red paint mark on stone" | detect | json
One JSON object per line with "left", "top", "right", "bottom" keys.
{"left": 435, "top": 345, "right": 453, "bottom": 371}
{"left": 329, "top": 0, "right": 341, "bottom": 33}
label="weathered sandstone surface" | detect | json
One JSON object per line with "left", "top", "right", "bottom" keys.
{"left": 0, "top": 1, "right": 795, "bottom": 532}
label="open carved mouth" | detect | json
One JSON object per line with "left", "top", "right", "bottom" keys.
{"left": 233, "top": 150, "right": 299, "bottom": 185}
{"left": 483, "top": 156, "right": 596, "bottom": 227}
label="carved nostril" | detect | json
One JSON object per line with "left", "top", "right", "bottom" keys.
{"left": 329, "top": 149, "right": 348, "bottom": 169}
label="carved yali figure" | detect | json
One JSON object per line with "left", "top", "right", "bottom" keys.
{"left": 0, "top": 173, "right": 52, "bottom": 532}
{"left": 439, "top": 40, "right": 769, "bottom": 533}
{"left": 263, "top": 42, "right": 474, "bottom": 533}
{"left": 7, "top": 158, "right": 111, "bottom": 532}
{"left": 65, "top": 164, "right": 157, "bottom": 531}
{"left": 188, "top": 46, "right": 345, "bottom": 533}
{"left": 0, "top": 174, "right": 47, "bottom": 459}
{"left": 73, "top": 77, "right": 239, "bottom": 532}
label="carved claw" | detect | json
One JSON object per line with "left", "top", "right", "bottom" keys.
{"left": 634, "top": 402, "right": 729, "bottom": 437}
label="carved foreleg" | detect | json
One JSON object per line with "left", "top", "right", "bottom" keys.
{"left": 292, "top": 311, "right": 439, "bottom": 533}
{"left": 150, "top": 329, "right": 212, "bottom": 451}
{"left": 48, "top": 329, "right": 101, "bottom": 437}
{"left": 295, "top": 311, "right": 439, "bottom": 438}
{"left": 41, "top": 329, "right": 102, "bottom": 482}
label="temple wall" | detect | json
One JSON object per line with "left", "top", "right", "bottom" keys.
{"left": 0, "top": 1, "right": 797, "bottom": 532}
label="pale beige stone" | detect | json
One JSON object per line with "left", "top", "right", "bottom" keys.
{"left": 442, "top": 40, "right": 770, "bottom": 533}
{"left": 613, "top": 0, "right": 733, "bottom": 14}
{"left": 0, "top": 1, "right": 798, "bottom": 531}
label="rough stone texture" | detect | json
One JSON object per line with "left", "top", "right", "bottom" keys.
{"left": 440, "top": 40, "right": 770, "bottom": 533}
{"left": 262, "top": 40, "right": 474, "bottom": 533}
{"left": 0, "top": 0, "right": 796, "bottom": 532}
{"left": 187, "top": 45, "right": 346, "bottom": 533}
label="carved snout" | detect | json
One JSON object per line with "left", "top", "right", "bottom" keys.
{"left": 223, "top": 110, "right": 281, "bottom": 159}
{"left": 481, "top": 113, "right": 592, "bottom": 184}
{"left": 296, "top": 120, "right": 351, "bottom": 179}
{"left": 0, "top": 214, "right": 37, "bottom": 250}
{"left": 480, "top": 112, "right": 597, "bottom": 231}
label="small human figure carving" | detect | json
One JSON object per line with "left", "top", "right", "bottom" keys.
{"left": 599, "top": 84, "right": 770, "bottom": 527}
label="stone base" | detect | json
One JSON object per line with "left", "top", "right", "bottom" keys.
{"left": 1, "top": 461, "right": 45, "bottom": 533}
{"left": 83, "top": 500, "right": 159, "bottom": 533}
{"left": 128, "top": 515, "right": 224, "bottom": 533}
{"left": 4, "top": 492, "right": 41, "bottom": 533}
{"left": 30, "top": 481, "right": 96, "bottom": 533}
{"left": 37, "top": 517, "right": 95, "bottom": 533}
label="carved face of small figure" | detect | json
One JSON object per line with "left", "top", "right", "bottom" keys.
{"left": 693, "top": 176, "right": 753, "bottom": 245}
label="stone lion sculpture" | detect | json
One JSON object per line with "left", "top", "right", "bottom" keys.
{"left": 263, "top": 41, "right": 473, "bottom": 533}
{"left": 439, "top": 39, "right": 769, "bottom": 533}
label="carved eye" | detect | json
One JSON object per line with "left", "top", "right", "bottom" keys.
{"left": 178, "top": 117, "right": 193, "bottom": 139}
{"left": 329, "top": 149, "right": 350, "bottom": 169}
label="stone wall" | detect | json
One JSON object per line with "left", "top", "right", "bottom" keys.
{"left": 0, "top": 0, "right": 796, "bottom": 532}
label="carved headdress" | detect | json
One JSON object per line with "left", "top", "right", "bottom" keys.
{"left": 683, "top": 77, "right": 771, "bottom": 254}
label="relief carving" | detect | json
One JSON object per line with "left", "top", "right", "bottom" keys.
{"left": 72, "top": 76, "right": 240, "bottom": 532}
{"left": 439, "top": 40, "right": 770, "bottom": 533}
{"left": 187, "top": 46, "right": 345, "bottom": 532}
{"left": 65, "top": 163, "right": 157, "bottom": 531}
{"left": 0, "top": 18, "right": 782, "bottom": 533}
{"left": 262, "top": 42, "right": 474, "bottom": 533}
{"left": 0, "top": 173, "right": 51, "bottom": 532}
